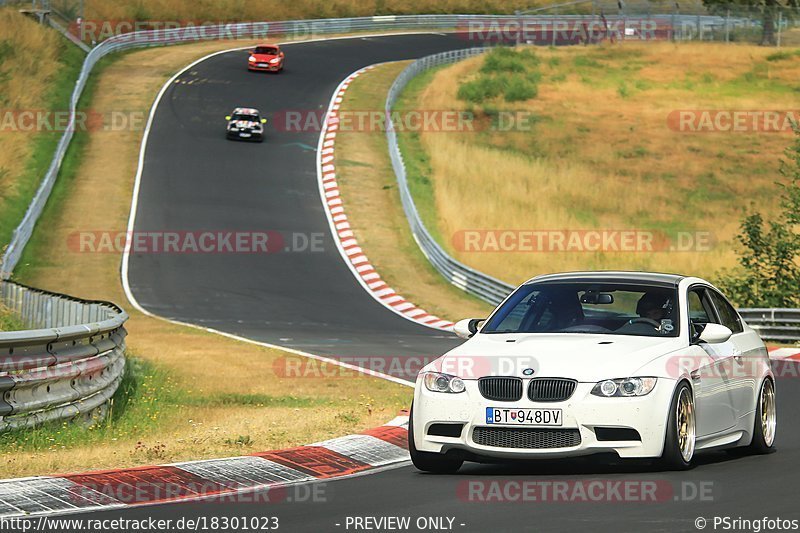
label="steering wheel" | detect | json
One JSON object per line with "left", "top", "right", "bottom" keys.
{"left": 628, "top": 317, "right": 660, "bottom": 328}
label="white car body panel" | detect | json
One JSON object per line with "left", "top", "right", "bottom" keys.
{"left": 412, "top": 272, "right": 773, "bottom": 462}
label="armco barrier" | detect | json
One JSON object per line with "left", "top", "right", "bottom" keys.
{"left": 739, "top": 309, "right": 800, "bottom": 343}
{"left": 385, "top": 48, "right": 516, "bottom": 308}
{"left": 384, "top": 49, "right": 800, "bottom": 343}
{"left": 0, "top": 280, "right": 127, "bottom": 431}
{"left": 0, "top": 10, "right": 753, "bottom": 278}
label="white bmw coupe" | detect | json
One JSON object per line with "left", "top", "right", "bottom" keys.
{"left": 410, "top": 272, "right": 776, "bottom": 472}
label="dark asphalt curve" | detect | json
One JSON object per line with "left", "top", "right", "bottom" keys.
{"left": 45, "top": 362, "right": 800, "bottom": 532}
{"left": 127, "top": 34, "right": 475, "bottom": 364}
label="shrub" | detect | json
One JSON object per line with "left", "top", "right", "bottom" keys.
{"left": 716, "top": 128, "right": 800, "bottom": 307}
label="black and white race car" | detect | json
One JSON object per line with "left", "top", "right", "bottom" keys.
{"left": 225, "top": 107, "right": 267, "bottom": 142}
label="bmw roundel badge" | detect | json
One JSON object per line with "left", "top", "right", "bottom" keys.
{"left": 522, "top": 368, "right": 535, "bottom": 376}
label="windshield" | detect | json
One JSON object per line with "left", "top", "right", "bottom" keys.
{"left": 231, "top": 113, "right": 258, "bottom": 122}
{"left": 483, "top": 281, "right": 680, "bottom": 337}
{"left": 254, "top": 47, "right": 278, "bottom": 55}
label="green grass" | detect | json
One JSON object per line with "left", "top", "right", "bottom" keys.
{"left": 0, "top": 39, "right": 85, "bottom": 259}
{"left": 394, "top": 67, "right": 447, "bottom": 246}
{"left": 12, "top": 52, "right": 121, "bottom": 279}
{"left": 0, "top": 356, "right": 176, "bottom": 453}
{"left": 456, "top": 47, "right": 541, "bottom": 104}
{"left": 0, "top": 305, "right": 25, "bottom": 331}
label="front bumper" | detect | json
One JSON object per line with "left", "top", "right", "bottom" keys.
{"left": 412, "top": 378, "right": 677, "bottom": 460}
{"left": 227, "top": 130, "right": 263, "bottom": 141}
{"left": 248, "top": 62, "right": 282, "bottom": 71}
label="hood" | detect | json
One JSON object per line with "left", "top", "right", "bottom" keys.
{"left": 231, "top": 120, "right": 260, "bottom": 129}
{"left": 252, "top": 52, "right": 279, "bottom": 61}
{"left": 425, "top": 333, "right": 685, "bottom": 382}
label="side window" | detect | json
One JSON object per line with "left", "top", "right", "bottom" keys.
{"left": 687, "top": 290, "right": 712, "bottom": 324}
{"left": 709, "top": 291, "right": 744, "bottom": 334}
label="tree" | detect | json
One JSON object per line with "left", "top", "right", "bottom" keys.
{"left": 702, "top": 0, "right": 798, "bottom": 45}
{"left": 716, "top": 128, "right": 800, "bottom": 307}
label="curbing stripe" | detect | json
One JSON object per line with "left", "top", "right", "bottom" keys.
{"left": 314, "top": 65, "right": 455, "bottom": 331}
{"left": 0, "top": 418, "right": 410, "bottom": 518}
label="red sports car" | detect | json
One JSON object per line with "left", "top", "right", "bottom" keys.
{"left": 247, "top": 44, "right": 285, "bottom": 72}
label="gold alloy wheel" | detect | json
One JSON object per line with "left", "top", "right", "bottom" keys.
{"left": 677, "top": 387, "right": 696, "bottom": 463}
{"left": 761, "top": 379, "right": 777, "bottom": 447}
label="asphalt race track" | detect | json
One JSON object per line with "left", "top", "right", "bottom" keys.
{"left": 126, "top": 33, "right": 472, "bottom": 363}
{"left": 45, "top": 362, "right": 800, "bottom": 532}
{"left": 122, "top": 34, "right": 799, "bottom": 532}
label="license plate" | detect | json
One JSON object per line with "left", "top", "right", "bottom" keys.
{"left": 486, "top": 407, "right": 562, "bottom": 426}
{"left": 257, "top": 63, "right": 268, "bottom": 67}
{"left": 239, "top": 133, "right": 251, "bottom": 137}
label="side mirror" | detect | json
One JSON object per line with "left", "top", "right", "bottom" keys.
{"left": 247, "top": 50, "right": 254, "bottom": 54}
{"left": 453, "top": 318, "right": 483, "bottom": 340}
{"left": 225, "top": 115, "right": 231, "bottom": 121}
{"left": 261, "top": 118, "right": 267, "bottom": 124}
{"left": 698, "top": 323, "right": 732, "bottom": 344}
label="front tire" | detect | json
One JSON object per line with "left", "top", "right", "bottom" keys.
{"left": 408, "top": 409, "right": 463, "bottom": 474}
{"left": 660, "top": 382, "right": 695, "bottom": 470}
{"left": 747, "top": 378, "right": 776, "bottom": 454}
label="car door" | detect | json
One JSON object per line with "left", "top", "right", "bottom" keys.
{"left": 687, "top": 286, "right": 738, "bottom": 436}
{"left": 707, "top": 289, "right": 758, "bottom": 418}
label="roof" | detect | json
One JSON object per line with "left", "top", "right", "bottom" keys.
{"left": 524, "top": 271, "right": 685, "bottom": 287}
{"left": 254, "top": 43, "right": 280, "bottom": 48}
{"left": 232, "top": 107, "right": 260, "bottom": 115}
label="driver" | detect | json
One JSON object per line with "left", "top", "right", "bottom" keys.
{"left": 636, "top": 291, "right": 672, "bottom": 321}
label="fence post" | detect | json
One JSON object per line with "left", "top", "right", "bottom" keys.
{"left": 725, "top": 8, "right": 730, "bottom": 43}
{"left": 777, "top": 10, "right": 782, "bottom": 47}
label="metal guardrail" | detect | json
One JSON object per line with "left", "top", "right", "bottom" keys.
{"left": 385, "top": 47, "right": 515, "bottom": 308}
{"left": 738, "top": 309, "right": 800, "bottom": 343}
{"left": 0, "top": 280, "right": 128, "bottom": 431}
{"left": 1, "top": 9, "right": 788, "bottom": 278}
{"left": 384, "top": 49, "right": 800, "bottom": 344}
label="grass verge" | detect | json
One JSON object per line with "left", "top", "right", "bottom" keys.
{"left": 0, "top": 9, "right": 85, "bottom": 255}
{"left": 334, "top": 63, "right": 493, "bottom": 321}
{"left": 3, "top": 37, "right": 411, "bottom": 479}
{"left": 397, "top": 42, "right": 800, "bottom": 286}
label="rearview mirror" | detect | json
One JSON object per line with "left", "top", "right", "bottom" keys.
{"left": 698, "top": 323, "right": 732, "bottom": 344}
{"left": 580, "top": 292, "right": 614, "bottom": 305}
{"left": 453, "top": 318, "right": 483, "bottom": 340}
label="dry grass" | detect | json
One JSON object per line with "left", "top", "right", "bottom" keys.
{"left": 334, "top": 63, "right": 493, "bottom": 321}
{"left": 82, "top": 0, "right": 531, "bottom": 24}
{"left": 0, "top": 9, "right": 83, "bottom": 251}
{"left": 4, "top": 37, "right": 410, "bottom": 479}
{"left": 406, "top": 42, "right": 800, "bottom": 285}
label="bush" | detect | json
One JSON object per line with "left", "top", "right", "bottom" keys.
{"left": 458, "top": 47, "right": 540, "bottom": 104}
{"left": 457, "top": 75, "right": 506, "bottom": 103}
{"left": 504, "top": 76, "right": 537, "bottom": 102}
{"left": 716, "top": 128, "right": 800, "bottom": 307}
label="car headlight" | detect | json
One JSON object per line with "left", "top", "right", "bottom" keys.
{"left": 248, "top": 56, "right": 256, "bottom": 62}
{"left": 423, "top": 372, "right": 465, "bottom": 394}
{"left": 591, "top": 377, "right": 657, "bottom": 397}
{"left": 228, "top": 126, "right": 238, "bottom": 131}
{"left": 269, "top": 57, "right": 281, "bottom": 64}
